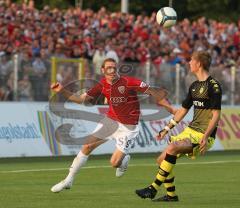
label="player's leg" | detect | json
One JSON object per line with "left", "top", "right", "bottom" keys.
{"left": 51, "top": 136, "right": 106, "bottom": 193}
{"left": 152, "top": 170, "right": 179, "bottom": 202}
{"left": 136, "top": 139, "right": 193, "bottom": 199}
{"left": 65, "top": 137, "right": 106, "bottom": 183}
{"left": 110, "top": 148, "right": 127, "bottom": 168}
{"left": 156, "top": 149, "right": 167, "bottom": 165}
{"left": 112, "top": 124, "right": 138, "bottom": 177}
{"left": 111, "top": 148, "right": 131, "bottom": 177}
{"left": 153, "top": 136, "right": 215, "bottom": 201}
{"left": 51, "top": 116, "right": 117, "bottom": 192}
{"left": 155, "top": 150, "right": 178, "bottom": 201}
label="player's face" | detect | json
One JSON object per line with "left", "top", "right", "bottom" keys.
{"left": 102, "top": 61, "right": 119, "bottom": 81}
{"left": 189, "top": 56, "right": 200, "bottom": 73}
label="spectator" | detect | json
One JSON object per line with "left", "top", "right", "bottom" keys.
{"left": 19, "top": 51, "right": 32, "bottom": 79}
{"left": 6, "top": 71, "right": 14, "bottom": 101}
{"left": 106, "top": 44, "right": 119, "bottom": 63}
{"left": 0, "top": 54, "right": 13, "bottom": 84}
{"left": 0, "top": 86, "right": 10, "bottom": 101}
{"left": 18, "top": 74, "right": 33, "bottom": 101}
{"left": 92, "top": 45, "right": 106, "bottom": 80}
{"left": 32, "top": 54, "right": 47, "bottom": 100}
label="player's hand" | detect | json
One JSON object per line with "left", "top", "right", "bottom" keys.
{"left": 51, "top": 82, "right": 63, "bottom": 92}
{"left": 199, "top": 137, "right": 208, "bottom": 155}
{"left": 156, "top": 129, "right": 168, "bottom": 141}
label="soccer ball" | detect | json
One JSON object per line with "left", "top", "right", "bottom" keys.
{"left": 156, "top": 7, "right": 177, "bottom": 28}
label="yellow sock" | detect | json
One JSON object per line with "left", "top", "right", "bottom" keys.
{"left": 151, "top": 153, "right": 177, "bottom": 191}
{"left": 164, "top": 171, "right": 176, "bottom": 197}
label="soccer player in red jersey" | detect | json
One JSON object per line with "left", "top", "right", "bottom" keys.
{"left": 50, "top": 58, "right": 176, "bottom": 193}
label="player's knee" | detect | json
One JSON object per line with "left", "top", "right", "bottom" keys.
{"left": 166, "top": 143, "right": 179, "bottom": 155}
{"left": 82, "top": 144, "right": 94, "bottom": 155}
{"left": 156, "top": 156, "right": 163, "bottom": 164}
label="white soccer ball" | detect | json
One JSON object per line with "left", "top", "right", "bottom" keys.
{"left": 156, "top": 7, "right": 177, "bottom": 28}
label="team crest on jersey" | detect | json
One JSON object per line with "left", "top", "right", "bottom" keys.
{"left": 213, "top": 84, "right": 220, "bottom": 93}
{"left": 210, "top": 79, "right": 217, "bottom": 84}
{"left": 118, "top": 86, "right": 125, "bottom": 94}
{"left": 199, "top": 87, "right": 204, "bottom": 94}
{"left": 140, "top": 81, "right": 147, "bottom": 88}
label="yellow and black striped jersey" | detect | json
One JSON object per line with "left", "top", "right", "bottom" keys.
{"left": 182, "top": 76, "right": 222, "bottom": 138}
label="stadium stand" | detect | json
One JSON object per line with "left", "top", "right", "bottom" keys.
{"left": 0, "top": 1, "right": 239, "bottom": 103}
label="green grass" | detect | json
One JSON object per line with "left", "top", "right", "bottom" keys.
{"left": 0, "top": 151, "right": 240, "bottom": 208}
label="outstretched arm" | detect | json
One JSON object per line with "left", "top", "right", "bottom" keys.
{"left": 157, "top": 98, "right": 177, "bottom": 115}
{"left": 145, "top": 87, "right": 177, "bottom": 115}
{"left": 145, "top": 87, "right": 167, "bottom": 101}
{"left": 51, "top": 82, "right": 93, "bottom": 104}
{"left": 156, "top": 107, "right": 189, "bottom": 140}
{"left": 156, "top": 83, "right": 193, "bottom": 140}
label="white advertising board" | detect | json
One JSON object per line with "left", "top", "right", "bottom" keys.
{"left": 0, "top": 102, "right": 239, "bottom": 157}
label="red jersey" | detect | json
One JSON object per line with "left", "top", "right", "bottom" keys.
{"left": 87, "top": 76, "right": 149, "bottom": 125}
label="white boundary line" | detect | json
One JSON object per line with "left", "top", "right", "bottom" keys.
{"left": 1, "top": 160, "right": 240, "bottom": 173}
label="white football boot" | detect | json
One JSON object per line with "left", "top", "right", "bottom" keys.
{"left": 51, "top": 179, "right": 73, "bottom": 193}
{"left": 116, "top": 154, "right": 131, "bottom": 177}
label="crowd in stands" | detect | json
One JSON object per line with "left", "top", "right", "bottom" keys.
{"left": 0, "top": 0, "right": 239, "bottom": 103}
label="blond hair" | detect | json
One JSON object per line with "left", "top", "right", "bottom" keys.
{"left": 192, "top": 51, "right": 212, "bottom": 71}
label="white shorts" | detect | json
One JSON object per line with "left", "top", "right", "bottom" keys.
{"left": 92, "top": 116, "right": 139, "bottom": 154}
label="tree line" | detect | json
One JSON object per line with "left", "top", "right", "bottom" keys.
{"left": 14, "top": 0, "right": 240, "bottom": 22}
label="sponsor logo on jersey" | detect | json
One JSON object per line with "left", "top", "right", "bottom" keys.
{"left": 110, "top": 97, "right": 127, "bottom": 104}
{"left": 140, "top": 81, "right": 147, "bottom": 88}
{"left": 213, "top": 84, "right": 220, "bottom": 93}
{"left": 118, "top": 86, "right": 125, "bottom": 94}
{"left": 193, "top": 100, "right": 204, "bottom": 107}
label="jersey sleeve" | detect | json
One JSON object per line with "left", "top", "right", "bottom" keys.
{"left": 127, "top": 77, "right": 149, "bottom": 93}
{"left": 86, "top": 83, "right": 103, "bottom": 98}
{"left": 209, "top": 82, "right": 222, "bottom": 110}
{"left": 182, "top": 87, "right": 193, "bottom": 109}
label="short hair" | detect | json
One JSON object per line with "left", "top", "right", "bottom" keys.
{"left": 192, "top": 51, "right": 212, "bottom": 71}
{"left": 101, "top": 58, "right": 117, "bottom": 68}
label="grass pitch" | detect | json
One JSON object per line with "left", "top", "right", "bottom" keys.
{"left": 0, "top": 151, "right": 240, "bottom": 208}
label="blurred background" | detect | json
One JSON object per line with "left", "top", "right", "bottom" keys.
{"left": 0, "top": 0, "right": 239, "bottom": 104}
